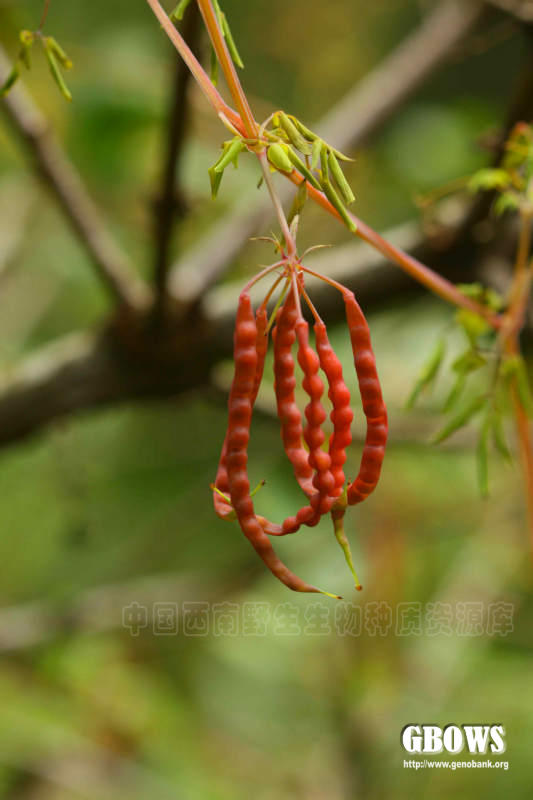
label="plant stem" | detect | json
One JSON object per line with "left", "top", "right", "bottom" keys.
{"left": 294, "top": 175, "right": 502, "bottom": 327}
{"left": 196, "top": 0, "right": 257, "bottom": 138}
{"left": 38, "top": 0, "right": 51, "bottom": 31}
{"left": 258, "top": 153, "right": 296, "bottom": 258}
{"left": 143, "top": 0, "right": 242, "bottom": 131}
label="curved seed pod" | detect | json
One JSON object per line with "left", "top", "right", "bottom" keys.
{"left": 295, "top": 318, "right": 337, "bottom": 514}
{"left": 213, "top": 304, "right": 269, "bottom": 520}
{"left": 314, "top": 321, "right": 353, "bottom": 491}
{"left": 224, "top": 292, "right": 334, "bottom": 594}
{"left": 343, "top": 291, "right": 388, "bottom": 505}
{"left": 272, "top": 291, "right": 315, "bottom": 498}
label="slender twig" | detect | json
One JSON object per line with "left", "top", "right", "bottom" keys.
{"left": 196, "top": 0, "right": 257, "bottom": 137}
{"left": 291, "top": 174, "right": 502, "bottom": 328}
{"left": 153, "top": 4, "right": 201, "bottom": 314}
{"left": 0, "top": 212, "right": 482, "bottom": 447}
{"left": 143, "top": 0, "right": 243, "bottom": 132}
{"left": 157, "top": 0, "right": 494, "bottom": 319}
{"left": 38, "top": 0, "right": 52, "bottom": 31}
{"left": 0, "top": 47, "right": 150, "bottom": 312}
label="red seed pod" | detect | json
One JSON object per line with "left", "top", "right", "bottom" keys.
{"left": 272, "top": 290, "right": 315, "bottom": 498}
{"left": 343, "top": 291, "right": 388, "bottom": 505}
{"left": 295, "top": 318, "right": 337, "bottom": 513}
{"left": 213, "top": 303, "right": 269, "bottom": 520}
{"left": 314, "top": 321, "right": 353, "bottom": 491}
{"left": 223, "top": 291, "right": 328, "bottom": 594}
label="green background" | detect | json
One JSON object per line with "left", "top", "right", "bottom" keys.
{"left": 0, "top": 1, "right": 531, "bottom": 798}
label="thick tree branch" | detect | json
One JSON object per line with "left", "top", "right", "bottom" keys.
{"left": 0, "top": 47, "right": 150, "bottom": 312}
{"left": 0, "top": 206, "right": 480, "bottom": 447}
{"left": 169, "top": 0, "right": 487, "bottom": 306}
{"left": 153, "top": 5, "right": 201, "bottom": 314}
{"left": 485, "top": 0, "right": 533, "bottom": 21}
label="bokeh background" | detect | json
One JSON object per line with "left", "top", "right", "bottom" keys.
{"left": 0, "top": 0, "right": 532, "bottom": 798}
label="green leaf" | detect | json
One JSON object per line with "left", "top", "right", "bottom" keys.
{"left": 491, "top": 413, "right": 512, "bottom": 462}
{"left": 405, "top": 339, "right": 446, "bottom": 410}
{"left": 431, "top": 394, "right": 486, "bottom": 445}
{"left": 443, "top": 372, "right": 467, "bottom": 413}
{"left": 287, "top": 179, "right": 308, "bottom": 228}
{"left": 328, "top": 150, "right": 355, "bottom": 205}
{"left": 452, "top": 349, "right": 486, "bottom": 374}
{"left": 503, "top": 355, "right": 533, "bottom": 416}
{"left": 19, "top": 30, "right": 34, "bottom": 69}
{"left": 170, "top": 0, "right": 193, "bottom": 22}
{"left": 43, "top": 40, "right": 72, "bottom": 101}
{"left": 311, "top": 138, "right": 322, "bottom": 171}
{"left": 468, "top": 168, "right": 511, "bottom": 193}
{"left": 0, "top": 63, "right": 19, "bottom": 97}
{"left": 455, "top": 309, "right": 491, "bottom": 345}
{"left": 493, "top": 191, "right": 520, "bottom": 217}
{"left": 220, "top": 10, "right": 244, "bottom": 69}
{"left": 213, "top": 138, "right": 244, "bottom": 173}
{"left": 278, "top": 112, "right": 312, "bottom": 155}
{"left": 208, "top": 165, "right": 223, "bottom": 199}
{"left": 286, "top": 149, "right": 322, "bottom": 190}
{"left": 46, "top": 37, "right": 73, "bottom": 70}
{"left": 210, "top": 47, "right": 219, "bottom": 85}
{"left": 319, "top": 145, "right": 356, "bottom": 232}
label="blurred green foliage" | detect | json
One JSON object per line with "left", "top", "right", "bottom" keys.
{"left": 0, "top": 1, "right": 532, "bottom": 798}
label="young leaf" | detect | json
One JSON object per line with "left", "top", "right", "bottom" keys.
{"left": 208, "top": 165, "right": 223, "bottom": 199}
{"left": 468, "top": 168, "right": 511, "bottom": 193}
{"left": 19, "top": 30, "right": 34, "bottom": 69}
{"left": 311, "top": 137, "right": 322, "bottom": 171}
{"left": 493, "top": 191, "right": 520, "bottom": 217}
{"left": 431, "top": 394, "right": 486, "bottom": 445}
{"left": 213, "top": 138, "right": 244, "bottom": 173}
{"left": 220, "top": 11, "right": 244, "bottom": 69}
{"left": 319, "top": 145, "right": 356, "bottom": 232}
{"left": 170, "top": 0, "right": 193, "bottom": 22}
{"left": 452, "top": 349, "right": 486, "bottom": 374}
{"left": 476, "top": 415, "right": 491, "bottom": 498}
{"left": 502, "top": 355, "right": 533, "bottom": 415}
{"left": 210, "top": 47, "right": 219, "bottom": 85}
{"left": 443, "top": 372, "right": 467, "bottom": 413}
{"left": 327, "top": 150, "right": 355, "bottom": 205}
{"left": 491, "top": 412, "right": 512, "bottom": 462}
{"left": 405, "top": 339, "right": 446, "bottom": 410}
{"left": 286, "top": 149, "right": 322, "bottom": 190}
{"left": 0, "top": 63, "right": 19, "bottom": 97}
{"left": 455, "top": 309, "right": 491, "bottom": 345}
{"left": 46, "top": 37, "right": 73, "bottom": 70}
{"left": 278, "top": 112, "right": 312, "bottom": 155}
{"left": 287, "top": 179, "right": 308, "bottom": 228}
{"left": 43, "top": 46, "right": 72, "bottom": 101}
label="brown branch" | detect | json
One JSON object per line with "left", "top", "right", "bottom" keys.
{"left": 484, "top": 0, "right": 533, "bottom": 21}
{"left": 152, "top": 5, "right": 201, "bottom": 315}
{"left": 0, "top": 206, "right": 480, "bottom": 447}
{"left": 169, "top": 0, "right": 488, "bottom": 307}
{"left": 0, "top": 47, "right": 151, "bottom": 313}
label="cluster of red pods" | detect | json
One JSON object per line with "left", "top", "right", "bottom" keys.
{"left": 212, "top": 255, "right": 388, "bottom": 597}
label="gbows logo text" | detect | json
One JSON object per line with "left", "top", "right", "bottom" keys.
{"left": 401, "top": 725, "right": 506, "bottom": 755}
